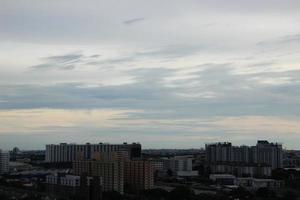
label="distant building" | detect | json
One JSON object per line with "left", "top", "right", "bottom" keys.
{"left": 205, "top": 141, "right": 283, "bottom": 172}
{"left": 150, "top": 156, "right": 198, "bottom": 177}
{"left": 254, "top": 140, "right": 283, "bottom": 169}
{"left": 232, "top": 146, "right": 251, "bottom": 163}
{"left": 124, "top": 160, "right": 154, "bottom": 193}
{"left": 206, "top": 143, "right": 233, "bottom": 163}
{"left": 176, "top": 171, "right": 199, "bottom": 177}
{"left": 45, "top": 142, "right": 141, "bottom": 163}
{"left": 169, "top": 156, "right": 193, "bottom": 172}
{"left": 10, "top": 147, "right": 20, "bottom": 161}
{"left": 209, "top": 162, "right": 272, "bottom": 177}
{"left": 283, "top": 150, "right": 300, "bottom": 168}
{"left": 46, "top": 174, "right": 81, "bottom": 186}
{"left": 0, "top": 149, "right": 9, "bottom": 174}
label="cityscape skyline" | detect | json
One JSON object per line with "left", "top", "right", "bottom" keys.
{"left": 2, "top": 139, "right": 300, "bottom": 199}
{"left": 1, "top": 1, "right": 300, "bottom": 199}
{"left": 1, "top": 0, "right": 300, "bottom": 150}
{"left": 0, "top": 140, "right": 295, "bottom": 152}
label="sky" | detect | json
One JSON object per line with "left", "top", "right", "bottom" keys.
{"left": 0, "top": 0, "right": 300, "bottom": 150}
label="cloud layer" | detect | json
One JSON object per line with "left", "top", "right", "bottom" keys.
{"left": 0, "top": 0, "right": 300, "bottom": 149}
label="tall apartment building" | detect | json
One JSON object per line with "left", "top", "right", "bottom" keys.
{"left": 0, "top": 149, "right": 9, "bottom": 174}
{"left": 205, "top": 141, "right": 283, "bottom": 170}
{"left": 73, "top": 160, "right": 124, "bottom": 194}
{"left": 124, "top": 160, "right": 154, "bottom": 193}
{"left": 253, "top": 141, "right": 283, "bottom": 169}
{"left": 45, "top": 142, "right": 141, "bottom": 163}
{"left": 232, "top": 146, "right": 251, "bottom": 163}
{"left": 206, "top": 142, "right": 233, "bottom": 163}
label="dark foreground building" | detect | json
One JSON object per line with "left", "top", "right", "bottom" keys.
{"left": 46, "top": 173, "right": 102, "bottom": 200}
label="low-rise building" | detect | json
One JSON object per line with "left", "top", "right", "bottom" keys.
{"left": 150, "top": 159, "right": 165, "bottom": 171}
{"left": 209, "top": 174, "right": 236, "bottom": 186}
{"left": 237, "top": 178, "right": 283, "bottom": 190}
{"left": 46, "top": 174, "right": 81, "bottom": 186}
{"left": 209, "top": 162, "right": 271, "bottom": 177}
{"left": 46, "top": 174, "right": 102, "bottom": 200}
{"left": 209, "top": 174, "right": 283, "bottom": 190}
{"left": 176, "top": 170, "right": 199, "bottom": 177}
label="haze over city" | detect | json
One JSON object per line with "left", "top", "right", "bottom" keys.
{"left": 1, "top": 0, "right": 300, "bottom": 149}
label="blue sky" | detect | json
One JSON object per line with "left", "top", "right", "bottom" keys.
{"left": 0, "top": 0, "right": 300, "bottom": 150}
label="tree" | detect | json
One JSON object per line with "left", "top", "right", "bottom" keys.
{"left": 272, "top": 169, "right": 290, "bottom": 180}
{"left": 168, "top": 186, "right": 195, "bottom": 200}
{"left": 167, "top": 169, "right": 173, "bottom": 177}
{"left": 141, "top": 188, "right": 168, "bottom": 200}
{"left": 103, "top": 191, "right": 123, "bottom": 200}
{"left": 0, "top": 193, "right": 9, "bottom": 200}
{"left": 281, "top": 190, "right": 297, "bottom": 200}
{"left": 231, "top": 187, "right": 252, "bottom": 199}
{"left": 256, "top": 187, "right": 273, "bottom": 198}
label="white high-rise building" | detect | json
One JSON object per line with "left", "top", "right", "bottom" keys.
{"left": 0, "top": 149, "right": 9, "bottom": 174}
{"left": 45, "top": 142, "right": 141, "bottom": 163}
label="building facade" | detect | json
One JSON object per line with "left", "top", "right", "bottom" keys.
{"left": 236, "top": 177, "right": 283, "bottom": 190}
{"left": 169, "top": 156, "right": 193, "bottom": 172}
{"left": 150, "top": 156, "right": 198, "bottom": 177}
{"left": 124, "top": 160, "right": 154, "bottom": 193}
{"left": 253, "top": 140, "right": 283, "bottom": 169}
{"left": 205, "top": 141, "right": 283, "bottom": 171}
{"left": 45, "top": 142, "right": 141, "bottom": 163}
{"left": 206, "top": 142, "right": 233, "bottom": 163}
{"left": 209, "top": 174, "right": 283, "bottom": 190}
{"left": 283, "top": 150, "right": 300, "bottom": 168}
{"left": 0, "top": 149, "right": 9, "bottom": 174}
{"left": 209, "top": 162, "right": 272, "bottom": 177}
{"left": 46, "top": 174, "right": 102, "bottom": 200}
{"left": 73, "top": 160, "right": 124, "bottom": 194}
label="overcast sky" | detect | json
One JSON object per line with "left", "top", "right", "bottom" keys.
{"left": 1, "top": 0, "right": 300, "bottom": 150}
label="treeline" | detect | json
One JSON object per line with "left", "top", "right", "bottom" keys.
{"left": 102, "top": 186, "right": 298, "bottom": 200}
